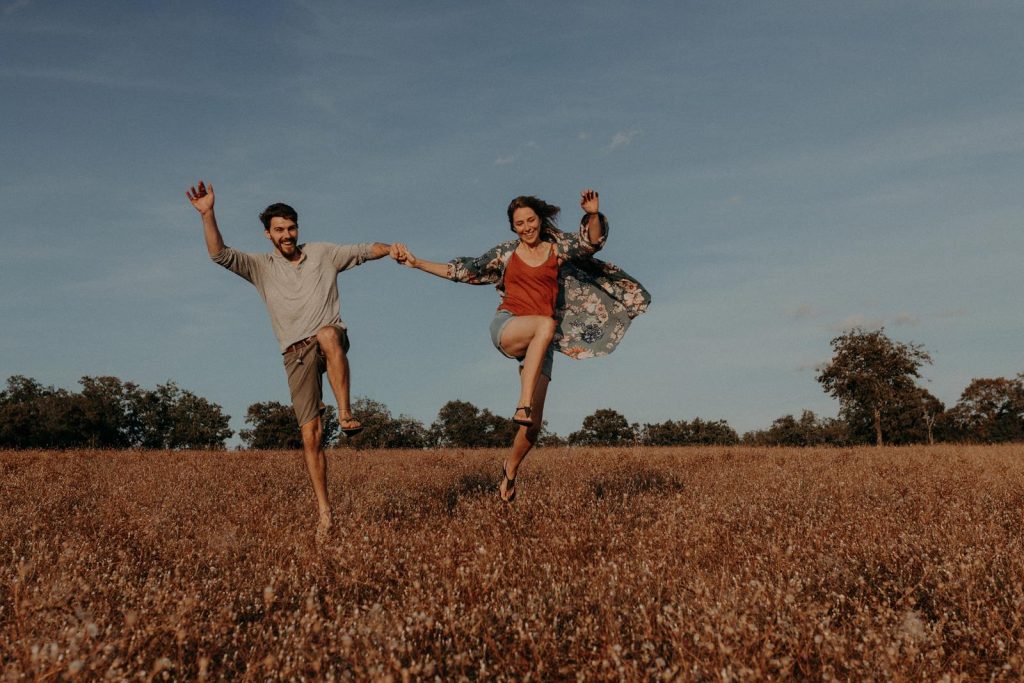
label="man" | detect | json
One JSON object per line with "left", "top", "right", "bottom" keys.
{"left": 186, "top": 180, "right": 395, "bottom": 543}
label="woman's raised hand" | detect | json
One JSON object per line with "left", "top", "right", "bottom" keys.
{"left": 579, "top": 188, "right": 599, "bottom": 215}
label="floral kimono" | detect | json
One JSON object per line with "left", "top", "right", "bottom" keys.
{"left": 446, "top": 214, "right": 651, "bottom": 360}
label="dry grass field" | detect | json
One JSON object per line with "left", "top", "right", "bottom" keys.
{"left": 2, "top": 445, "right": 1024, "bottom": 681}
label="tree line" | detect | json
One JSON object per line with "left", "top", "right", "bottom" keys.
{"left": 2, "top": 328, "right": 1021, "bottom": 449}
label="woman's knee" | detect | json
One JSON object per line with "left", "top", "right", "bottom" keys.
{"left": 538, "top": 317, "right": 557, "bottom": 341}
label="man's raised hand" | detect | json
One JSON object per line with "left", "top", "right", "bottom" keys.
{"left": 186, "top": 181, "right": 215, "bottom": 214}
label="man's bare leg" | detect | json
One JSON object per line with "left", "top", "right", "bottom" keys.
{"left": 316, "top": 326, "right": 361, "bottom": 431}
{"left": 300, "top": 416, "right": 331, "bottom": 540}
{"left": 501, "top": 374, "right": 550, "bottom": 502}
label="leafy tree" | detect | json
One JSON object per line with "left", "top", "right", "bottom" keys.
{"left": 347, "top": 397, "right": 428, "bottom": 449}
{"left": 1, "top": 375, "right": 233, "bottom": 450}
{"left": 816, "top": 328, "right": 932, "bottom": 446}
{"left": 240, "top": 401, "right": 302, "bottom": 449}
{"left": 78, "top": 376, "right": 143, "bottom": 448}
{"left": 161, "top": 383, "right": 234, "bottom": 449}
{"left": 240, "top": 401, "right": 339, "bottom": 450}
{"left": 131, "top": 381, "right": 233, "bottom": 449}
{"left": 537, "top": 431, "right": 566, "bottom": 447}
{"left": 946, "top": 376, "right": 1024, "bottom": 443}
{"left": 742, "top": 410, "right": 850, "bottom": 447}
{"left": 429, "top": 400, "right": 518, "bottom": 448}
{"left": 882, "top": 387, "right": 945, "bottom": 445}
{"left": 568, "top": 408, "right": 635, "bottom": 446}
{"left": 0, "top": 376, "right": 87, "bottom": 448}
{"left": 641, "top": 417, "right": 739, "bottom": 446}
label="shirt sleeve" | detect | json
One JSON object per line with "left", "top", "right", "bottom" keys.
{"left": 210, "top": 246, "right": 261, "bottom": 284}
{"left": 447, "top": 242, "right": 510, "bottom": 284}
{"left": 328, "top": 242, "right": 374, "bottom": 272}
{"left": 558, "top": 212, "right": 609, "bottom": 262}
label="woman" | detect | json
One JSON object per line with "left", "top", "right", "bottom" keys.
{"left": 393, "top": 189, "right": 650, "bottom": 502}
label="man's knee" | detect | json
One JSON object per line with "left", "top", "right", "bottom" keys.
{"left": 301, "top": 416, "right": 323, "bottom": 447}
{"left": 316, "top": 326, "right": 341, "bottom": 348}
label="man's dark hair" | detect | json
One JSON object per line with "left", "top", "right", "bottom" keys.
{"left": 506, "top": 195, "right": 560, "bottom": 235}
{"left": 259, "top": 203, "right": 298, "bottom": 230}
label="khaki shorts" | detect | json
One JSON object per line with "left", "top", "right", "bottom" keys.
{"left": 283, "top": 326, "right": 350, "bottom": 427}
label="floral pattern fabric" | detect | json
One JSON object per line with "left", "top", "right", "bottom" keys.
{"left": 447, "top": 214, "right": 651, "bottom": 359}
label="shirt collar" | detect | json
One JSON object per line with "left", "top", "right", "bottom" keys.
{"left": 270, "top": 244, "right": 306, "bottom": 264}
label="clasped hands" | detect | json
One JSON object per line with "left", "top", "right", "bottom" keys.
{"left": 388, "top": 243, "right": 417, "bottom": 268}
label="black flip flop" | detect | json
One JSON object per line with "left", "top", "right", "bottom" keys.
{"left": 512, "top": 406, "right": 533, "bottom": 427}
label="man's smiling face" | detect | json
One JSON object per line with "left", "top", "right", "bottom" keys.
{"left": 266, "top": 216, "right": 299, "bottom": 259}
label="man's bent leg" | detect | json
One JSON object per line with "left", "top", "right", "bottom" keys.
{"left": 316, "top": 326, "right": 361, "bottom": 433}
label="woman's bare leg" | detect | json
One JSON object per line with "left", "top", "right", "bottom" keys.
{"left": 499, "top": 315, "right": 556, "bottom": 420}
{"left": 501, "top": 374, "right": 550, "bottom": 501}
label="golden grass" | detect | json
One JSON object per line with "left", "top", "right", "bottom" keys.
{"left": 2, "top": 445, "right": 1023, "bottom": 680}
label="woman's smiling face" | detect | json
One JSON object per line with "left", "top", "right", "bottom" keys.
{"left": 511, "top": 207, "right": 542, "bottom": 246}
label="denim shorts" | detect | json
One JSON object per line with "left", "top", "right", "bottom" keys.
{"left": 489, "top": 310, "right": 554, "bottom": 379}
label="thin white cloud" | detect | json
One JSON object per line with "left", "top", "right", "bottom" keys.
{"left": 711, "top": 114, "right": 1024, "bottom": 183}
{"left": 829, "top": 314, "right": 887, "bottom": 332}
{"left": 494, "top": 155, "right": 517, "bottom": 166}
{"left": 936, "top": 308, "right": 970, "bottom": 320}
{"left": 828, "top": 311, "right": 930, "bottom": 332}
{"left": 786, "top": 304, "right": 825, "bottom": 320}
{"left": 892, "top": 313, "right": 920, "bottom": 327}
{"left": 3, "top": 0, "right": 33, "bottom": 15}
{"left": 606, "top": 129, "right": 641, "bottom": 152}
{"left": 0, "top": 65, "right": 185, "bottom": 93}
{"left": 794, "top": 358, "right": 828, "bottom": 373}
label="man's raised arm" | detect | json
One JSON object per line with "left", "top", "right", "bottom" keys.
{"left": 186, "top": 180, "right": 225, "bottom": 257}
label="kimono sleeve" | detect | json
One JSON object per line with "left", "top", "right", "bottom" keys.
{"left": 446, "top": 241, "right": 512, "bottom": 285}
{"left": 558, "top": 213, "right": 609, "bottom": 262}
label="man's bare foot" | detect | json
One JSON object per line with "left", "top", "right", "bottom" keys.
{"left": 338, "top": 415, "right": 364, "bottom": 437}
{"left": 316, "top": 513, "right": 332, "bottom": 546}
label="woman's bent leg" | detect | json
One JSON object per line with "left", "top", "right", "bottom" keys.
{"left": 498, "top": 315, "right": 556, "bottom": 419}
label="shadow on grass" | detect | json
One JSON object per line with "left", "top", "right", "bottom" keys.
{"left": 590, "top": 467, "right": 685, "bottom": 500}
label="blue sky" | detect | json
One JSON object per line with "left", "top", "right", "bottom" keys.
{"left": 2, "top": 1, "right": 1022, "bottom": 443}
